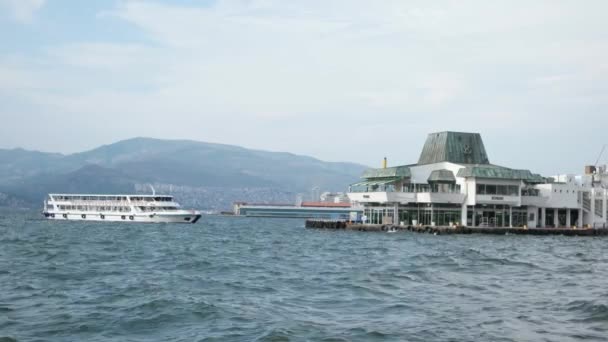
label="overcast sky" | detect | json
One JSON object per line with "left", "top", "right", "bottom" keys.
{"left": 1, "top": 0, "right": 607, "bottom": 175}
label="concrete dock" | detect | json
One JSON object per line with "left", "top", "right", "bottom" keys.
{"left": 305, "top": 220, "right": 608, "bottom": 236}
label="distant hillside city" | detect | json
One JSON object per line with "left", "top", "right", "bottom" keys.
{"left": 0, "top": 137, "right": 366, "bottom": 211}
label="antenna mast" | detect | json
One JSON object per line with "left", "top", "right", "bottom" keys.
{"left": 595, "top": 144, "right": 606, "bottom": 167}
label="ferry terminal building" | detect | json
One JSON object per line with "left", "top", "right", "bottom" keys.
{"left": 347, "top": 132, "right": 608, "bottom": 228}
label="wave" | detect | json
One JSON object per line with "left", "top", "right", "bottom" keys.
{"left": 253, "top": 328, "right": 294, "bottom": 341}
{"left": 567, "top": 300, "right": 608, "bottom": 322}
{"left": 0, "top": 337, "right": 18, "bottom": 342}
{"left": 458, "top": 248, "right": 545, "bottom": 270}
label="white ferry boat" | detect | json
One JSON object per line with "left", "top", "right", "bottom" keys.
{"left": 42, "top": 194, "right": 202, "bottom": 223}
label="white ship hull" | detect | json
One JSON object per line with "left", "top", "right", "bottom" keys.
{"left": 43, "top": 211, "right": 202, "bottom": 223}
{"left": 43, "top": 193, "right": 202, "bottom": 224}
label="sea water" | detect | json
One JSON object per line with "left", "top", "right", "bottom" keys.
{"left": 1, "top": 210, "right": 607, "bottom": 341}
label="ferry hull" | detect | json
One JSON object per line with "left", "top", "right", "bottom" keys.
{"left": 42, "top": 212, "right": 202, "bottom": 224}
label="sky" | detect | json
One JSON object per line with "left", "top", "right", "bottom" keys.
{"left": 1, "top": 0, "right": 608, "bottom": 175}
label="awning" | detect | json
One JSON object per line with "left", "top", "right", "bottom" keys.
{"left": 428, "top": 169, "right": 456, "bottom": 183}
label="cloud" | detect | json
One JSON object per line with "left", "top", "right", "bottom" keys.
{"left": 0, "top": 0, "right": 45, "bottom": 22}
{"left": 1, "top": 0, "right": 608, "bottom": 173}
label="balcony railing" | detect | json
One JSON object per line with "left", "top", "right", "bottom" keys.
{"left": 349, "top": 187, "right": 462, "bottom": 194}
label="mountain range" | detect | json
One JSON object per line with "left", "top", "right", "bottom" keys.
{"left": 0, "top": 138, "right": 368, "bottom": 210}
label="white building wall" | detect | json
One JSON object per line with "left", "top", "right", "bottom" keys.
{"left": 535, "top": 183, "right": 579, "bottom": 209}
{"left": 464, "top": 179, "right": 477, "bottom": 206}
{"left": 526, "top": 207, "right": 538, "bottom": 228}
{"left": 589, "top": 188, "right": 608, "bottom": 227}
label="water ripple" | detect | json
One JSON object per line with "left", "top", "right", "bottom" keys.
{"left": 1, "top": 210, "right": 607, "bottom": 341}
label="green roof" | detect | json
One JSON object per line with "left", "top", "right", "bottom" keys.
{"left": 457, "top": 165, "right": 544, "bottom": 182}
{"left": 361, "top": 165, "right": 411, "bottom": 179}
{"left": 351, "top": 177, "right": 401, "bottom": 187}
{"left": 418, "top": 132, "right": 490, "bottom": 165}
{"left": 428, "top": 169, "right": 456, "bottom": 183}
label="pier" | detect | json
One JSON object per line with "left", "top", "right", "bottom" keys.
{"left": 305, "top": 220, "right": 608, "bottom": 236}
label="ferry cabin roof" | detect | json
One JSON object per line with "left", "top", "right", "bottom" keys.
{"left": 49, "top": 194, "right": 174, "bottom": 202}
{"left": 348, "top": 131, "right": 608, "bottom": 228}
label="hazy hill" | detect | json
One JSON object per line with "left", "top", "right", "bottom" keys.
{"left": 0, "top": 148, "right": 65, "bottom": 183}
{"left": 0, "top": 138, "right": 367, "bottom": 209}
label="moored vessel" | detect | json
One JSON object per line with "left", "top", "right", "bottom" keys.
{"left": 42, "top": 194, "right": 202, "bottom": 223}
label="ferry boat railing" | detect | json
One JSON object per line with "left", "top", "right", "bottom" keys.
{"left": 50, "top": 199, "right": 180, "bottom": 207}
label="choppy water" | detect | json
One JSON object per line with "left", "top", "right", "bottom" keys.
{"left": 1, "top": 210, "right": 607, "bottom": 341}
